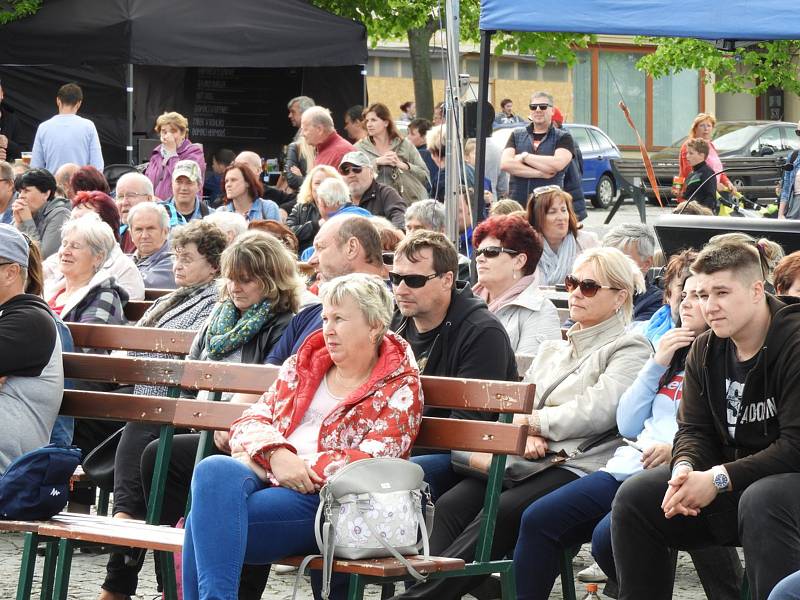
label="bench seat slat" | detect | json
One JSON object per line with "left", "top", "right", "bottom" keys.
{"left": 38, "top": 518, "right": 184, "bottom": 553}
{"left": 276, "top": 554, "right": 465, "bottom": 577}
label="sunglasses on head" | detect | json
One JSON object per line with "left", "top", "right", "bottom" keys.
{"left": 475, "top": 246, "right": 519, "bottom": 259}
{"left": 339, "top": 165, "right": 363, "bottom": 175}
{"left": 564, "top": 275, "right": 621, "bottom": 297}
{"left": 532, "top": 184, "right": 562, "bottom": 198}
{"left": 529, "top": 103, "right": 551, "bottom": 111}
{"left": 388, "top": 271, "right": 441, "bottom": 288}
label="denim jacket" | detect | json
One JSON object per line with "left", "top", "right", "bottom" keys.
{"left": 779, "top": 150, "right": 800, "bottom": 202}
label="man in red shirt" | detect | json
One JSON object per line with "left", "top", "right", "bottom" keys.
{"left": 301, "top": 106, "right": 354, "bottom": 169}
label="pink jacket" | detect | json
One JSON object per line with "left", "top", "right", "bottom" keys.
{"left": 144, "top": 139, "right": 206, "bottom": 200}
{"left": 229, "top": 329, "right": 423, "bottom": 482}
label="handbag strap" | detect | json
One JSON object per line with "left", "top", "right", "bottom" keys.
{"left": 535, "top": 340, "right": 615, "bottom": 410}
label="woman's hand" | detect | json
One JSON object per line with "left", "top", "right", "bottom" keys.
{"left": 289, "top": 165, "right": 303, "bottom": 177}
{"left": 653, "top": 327, "right": 696, "bottom": 367}
{"left": 467, "top": 452, "right": 492, "bottom": 474}
{"left": 641, "top": 443, "right": 672, "bottom": 469}
{"left": 269, "top": 447, "right": 323, "bottom": 493}
{"left": 214, "top": 431, "right": 231, "bottom": 453}
{"left": 160, "top": 130, "right": 179, "bottom": 153}
{"left": 523, "top": 435, "right": 549, "bottom": 460}
{"left": 11, "top": 197, "right": 32, "bottom": 224}
{"left": 231, "top": 451, "right": 270, "bottom": 482}
{"left": 375, "top": 152, "right": 395, "bottom": 167}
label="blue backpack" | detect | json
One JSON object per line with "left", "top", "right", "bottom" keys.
{"left": 0, "top": 444, "right": 82, "bottom": 520}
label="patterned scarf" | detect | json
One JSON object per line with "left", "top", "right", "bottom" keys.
{"left": 205, "top": 298, "right": 272, "bottom": 360}
{"left": 137, "top": 281, "right": 217, "bottom": 328}
{"left": 538, "top": 233, "right": 577, "bottom": 287}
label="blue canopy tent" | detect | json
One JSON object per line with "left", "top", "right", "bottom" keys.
{"left": 471, "top": 0, "right": 800, "bottom": 219}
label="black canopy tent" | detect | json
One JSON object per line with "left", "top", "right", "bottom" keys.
{"left": 0, "top": 0, "right": 368, "bottom": 165}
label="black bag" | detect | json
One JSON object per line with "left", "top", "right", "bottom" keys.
{"left": 0, "top": 444, "right": 82, "bottom": 520}
{"left": 81, "top": 427, "right": 123, "bottom": 490}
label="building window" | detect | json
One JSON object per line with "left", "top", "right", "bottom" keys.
{"left": 653, "top": 69, "right": 699, "bottom": 146}
{"left": 367, "top": 57, "right": 380, "bottom": 77}
{"left": 518, "top": 62, "right": 538, "bottom": 81}
{"left": 542, "top": 63, "right": 568, "bottom": 82}
{"left": 399, "top": 58, "right": 414, "bottom": 79}
{"left": 573, "top": 53, "right": 591, "bottom": 124}
{"left": 497, "top": 60, "right": 515, "bottom": 80}
{"left": 598, "top": 52, "right": 646, "bottom": 147}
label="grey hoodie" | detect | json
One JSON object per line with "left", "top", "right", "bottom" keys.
{"left": 17, "top": 196, "right": 71, "bottom": 259}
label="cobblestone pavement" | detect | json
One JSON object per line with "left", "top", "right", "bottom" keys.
{"left": 0, "top": 530, "right": 718, "bottom": 599}
{"left": 0, "top": 201, "right": 718, "bottom": 599}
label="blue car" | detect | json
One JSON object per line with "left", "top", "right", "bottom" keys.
{"left": 492, "top": 122, "right": 621, "bottom": 209}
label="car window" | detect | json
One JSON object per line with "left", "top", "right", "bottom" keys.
{"left": 712, "top": 124, "right": 763, "bottom": 153}
{"left": 588, "top": 129, "right": 614, "bottom": 152}
{"left": 749, "top": 128, "right": 782, "bottom": 156}
{"left": 565, "top": 126, "right": 596, "bottom": 153}
{"left": 781, "top": 126, "right": 800, "bottom": 151}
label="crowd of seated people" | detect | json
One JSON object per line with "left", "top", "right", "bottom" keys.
{"left": 4, "top": 92, "right": 800, "bottom": 600}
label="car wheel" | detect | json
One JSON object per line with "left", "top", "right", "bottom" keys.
{"left": 592, "top": 174, "right": 615, "bottom": 209}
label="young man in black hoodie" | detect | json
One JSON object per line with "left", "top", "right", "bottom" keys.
{"left": 682, "top": 137, "right": 718, "bottom": 213}
{"left": 611, "top": 240, "right": 800, "bottom": 600}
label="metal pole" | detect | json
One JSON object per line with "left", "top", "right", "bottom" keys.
{"left": 127, "top": 64, "right": 134, "bottom": 165}
{"left": 443, "top": 0, "right": 461, "bottom": 243}
{"left": 473, "top": 29, "right": 494, "bottom": 228}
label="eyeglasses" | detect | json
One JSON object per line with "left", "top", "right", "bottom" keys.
{"left": 532, "top": 184, "right": 562, "bottom": 198}
{"left": 564, "top": 275, "right": 621, "bottom": 297}
{"left": 475, "top": 246, "right": 520, "bottom": 259}
{"left": 116, "top": 192, "right": 150, "bottom": 200}
{"left": 529, "top": 103, "right": 552, "bottom": 111}
{"left": 388, "top": 271, "right": 441, "bottom": 288}
{"left": 339, "top": 165, "right": 364, "bottom": 175}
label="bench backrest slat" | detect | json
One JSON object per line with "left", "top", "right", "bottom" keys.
{"left": 63, "top": 353, "right": 535, "bottom": 413}
{"left": 144, "top": 288, "right": 174, "bottom": 300}
{"left": 123, "top": 301, "right": 154, "bottom": 323}
{"left": 69, "top": 323, "right": 196, "bottom": 355}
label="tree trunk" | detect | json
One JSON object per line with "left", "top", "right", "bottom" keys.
{"left": 407, "top": 20, "right": 438, "bottom": 120}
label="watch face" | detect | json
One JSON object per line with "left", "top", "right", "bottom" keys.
{"left": 713, "top": 472, "right": 729, "bottom": 489}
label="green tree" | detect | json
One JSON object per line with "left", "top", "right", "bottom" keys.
{"left": 0, "top": 0, "right": 41, "bottom": 25}
{"left": 635, "top": 37, "right": 800, "bottom": 96}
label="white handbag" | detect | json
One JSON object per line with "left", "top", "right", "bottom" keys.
{"left": 294, "top": 457, "right": 434, "bottom": 599}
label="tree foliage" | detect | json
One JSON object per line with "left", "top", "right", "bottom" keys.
{"left": 0, "top": 0, "right": 41, "bottom": 25}
{"left": 635, "top": 37, "right": 800, "bottom": 96}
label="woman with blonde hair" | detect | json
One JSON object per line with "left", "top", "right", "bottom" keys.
{"left": 144, "top": 111, "right": 205, "bottom": 200}
{"left": 676, "top": 113, "right": 736, "bottom": 197}
{"left": 356, "top": 103, "right": 430, "bottom": 204}
{"left": 286, "top": 164, "right": 343, "bottom": 254}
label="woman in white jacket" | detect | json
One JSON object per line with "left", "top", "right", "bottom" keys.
{"left": 471, "top": 214, "right": 561, "bottom": 356}
{"left": 394, "top": 247, "right": 651, "bottom": 600}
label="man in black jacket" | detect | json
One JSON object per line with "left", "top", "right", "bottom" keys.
{"left": 339, "top": 151, "right": 408, "bottom": 230}
{"left": 0, "top": 80, "right": 23, "bottom": 162}
{"left": 611, "top": 240, "right": 800, "bottom": 600}
{"left": 390, "top": 229, "right": 517, "bottom": 500}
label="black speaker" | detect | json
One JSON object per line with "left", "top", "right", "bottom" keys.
{"left": 462, "top": 101, "right": 495, "bottom": 139}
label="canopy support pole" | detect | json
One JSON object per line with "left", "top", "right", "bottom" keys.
{"left": 127, "top": 64, "right": 134, "bottom": 165}
{"left": 473, "top": 29, "right": 493, "bottom": 229}
{"left": 443, "top": 0, "right": 461, "bottom": 244}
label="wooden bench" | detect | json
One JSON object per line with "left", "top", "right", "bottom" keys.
{"left": 122, "top": 300, "right": 153, "bottom": 322}
{"left": 14, "top": 341, "right": 534, "bottom": 600}
{"left": 143, "top": 288, "right": 174, "bottom": 300}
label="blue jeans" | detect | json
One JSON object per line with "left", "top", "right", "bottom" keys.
{"left": 513, "top": 471, "right": 621, "bottom": 600}
{"left": 411, "top": 453, "right": 462, "bottom": 502}
{"left": 182, "top": 455, "right": 348, "bottom": 600}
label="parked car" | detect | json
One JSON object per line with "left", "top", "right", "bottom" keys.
{"left": 492, "top": 122, "right": 621, "bottom": 209}
{"left": 650, "top": 120, "right": 799, "bottom": 191}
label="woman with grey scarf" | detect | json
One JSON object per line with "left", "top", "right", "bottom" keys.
{"left": 526, "top": 186, "right": 598, "bottom": 287}
{"left": 97, "top": 220, "right": 228, "bottom": 600}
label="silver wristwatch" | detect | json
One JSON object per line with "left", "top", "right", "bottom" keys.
{"left": 711, "top": 465, "right": 730, "bottom": 493}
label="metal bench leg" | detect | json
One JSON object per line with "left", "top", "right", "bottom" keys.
{"left": 379, "top": 582, "right": 395, "bottom": 599}
{"left": 740, "top": 568, "right": 750, "bottom": 600}
{"left": 51, "top": 539, "right": 75, "bottom": 600}
{"left": 560, "top": 546, "right": 578, "bottom": 600}
{"left": 158, "top": 551, "right": 179, "bottom": 600}
{"left": 500, "top": 566, "right": 517, "bottom": 600}
{"left": 39, "top": 541, "right": 58, "bottom": 600}
{"left": 16, "top": 532, "right": 39, "bottom": 600}
{"left": 96, "top": 488, "right": 111, "bottom": 517}
{"left": 346, "top": 574, "right": 366, "bottom": 600}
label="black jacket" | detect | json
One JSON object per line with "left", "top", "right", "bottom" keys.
{"left": 391, "top": 282, "right": 518, "bottom": 421}
{"left": 633, "top": 281, "right": 663, "bottom": 322}
{"left": 0, "top": 103, "right": 23, "bottom": 161}
{"left": 356, "top": 180, "right": 408, "bottom": 230}
{"left": 286, "top": 201, "right": 321, "bottom": 254}
{"left": 190, "top": 309, "right": 293, "bottom": 365}
{"left": 673, "top": 294, "right": 800, "bottom": 491}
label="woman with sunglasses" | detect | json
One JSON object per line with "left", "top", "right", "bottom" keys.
{"left": 286, "top": 165, "right": 344, "bottom": 255}
{"left": 527, "top": 186, "right": 598, "bottom": 286}
{"left": 471, "top": 215, "right": 561, "bottom": 356}
{"left": 779, "top": 121, "right": 800, "bottom": 219}
{"left": 394, "top": 247, "right": 650, "bottom": 600}
{"left": 355, "top": 102, "right": 429, "bottom": 204}
{"left": 509, "top": 272, "right": 742, "bottom": 600}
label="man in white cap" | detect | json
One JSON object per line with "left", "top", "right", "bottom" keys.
{"left": 159, "top": 159, "right": 210, "bottom": 226}
{"left": 339, "top": 151, "right": 408, "bottom": 229}
{"left": 0, "top": 224, "right": 63, "bottom": 472}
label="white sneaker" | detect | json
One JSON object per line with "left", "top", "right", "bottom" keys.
{"left": 272, "top": 564, "right": 298, "bottom": 575}
{"left": 576, "top": 562, "right": 607, "bottom": 583}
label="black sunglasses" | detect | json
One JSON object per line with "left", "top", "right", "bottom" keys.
{"left": 388, "top": 271, "right": 441, "bottom": 288}
{"left": 529, "top": 103, "right": 551, "bottom": 111}
{"left": 475, "top": 246, "right": 520, "bottom": 259}
{"left": 339, "top": 165, "right": 363, "bottom": 175}
{"left": 564, "top": 275, "right": 621, "bottom": 298}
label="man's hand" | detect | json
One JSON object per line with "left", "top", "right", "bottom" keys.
{"left": 662, "top": 469, "right": 717, "bottom": 519}
{"left": 0, "top": 376, "right": 7, "bottom": 388}
{"left": 523, "top": 435, "right": 549, "bottom": 459}
{"left": 641, "top": 443, "right": 672, "bottom": 469}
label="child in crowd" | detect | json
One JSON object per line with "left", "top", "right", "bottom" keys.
{"left": 682, "top": 138, "right": 717, "bottom": 213}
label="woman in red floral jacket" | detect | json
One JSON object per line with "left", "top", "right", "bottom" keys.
{"left": 181, "top": 273, "right": 423, "bottom": 600}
